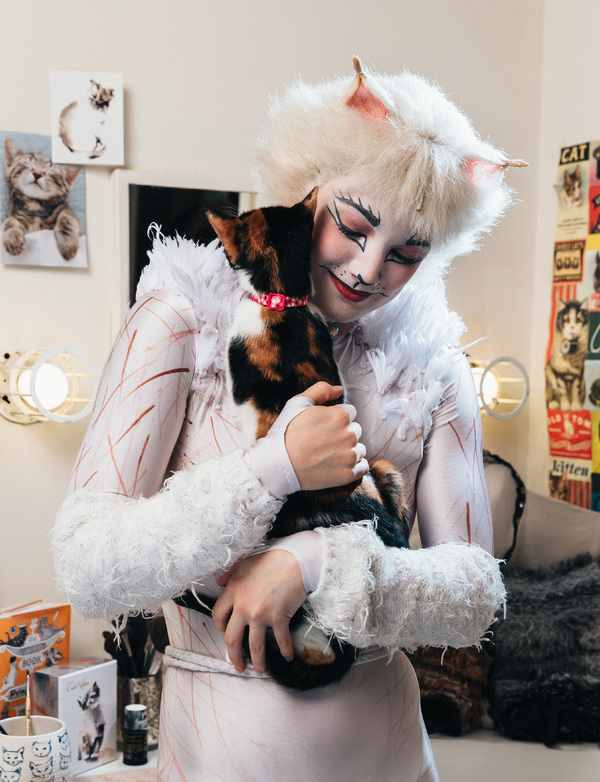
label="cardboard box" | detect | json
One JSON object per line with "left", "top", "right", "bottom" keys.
{"left": 0, "top": 600, "right": 70, "bottom": 719}
{"left": 33, "top": 657, "right": 117, "bottom": 776}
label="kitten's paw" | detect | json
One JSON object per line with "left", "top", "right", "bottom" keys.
{"left": 54, "top": 224, "right": 79, "bottom": 261}
{"left": 3, "top": 227, "right": 25, "bottom": 255}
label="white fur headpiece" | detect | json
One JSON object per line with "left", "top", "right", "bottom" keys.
{"left": 254, "top": 57, "right": 526, "bottom": 275}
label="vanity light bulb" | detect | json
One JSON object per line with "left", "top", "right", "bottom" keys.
{"left": 472, "top": 366, "right": 500, "bottom": 409}
{"left": 17, "top": 363, "right": 70, "bottom": 411}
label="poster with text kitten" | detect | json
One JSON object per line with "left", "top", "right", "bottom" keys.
{"left": 51, "top": 71, "right": 124, "bottom": 167}
{"left": 0, "top": 130, "right": 87, "bottom": 268}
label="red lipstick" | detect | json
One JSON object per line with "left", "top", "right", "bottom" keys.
{"left": 328, "top": 271, "right": 371, "bottom": 302}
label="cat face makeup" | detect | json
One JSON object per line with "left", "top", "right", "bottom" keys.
{"left": 310, "top": 177, "right": 429, "bottom": 323}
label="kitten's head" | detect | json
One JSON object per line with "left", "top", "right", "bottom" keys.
{"left": 4, "top": 138, "right": 80, "bottom": 202}
{"left": 206, "top": 188, "right": 318, "bottom": 298}
{"left": 77, "top": 682, "right": 100, "bottom": 710}
{"left": 549, "top": 470, "right": 568, "bottom": 500}
{"left": 88, "top": 79, "right": 114, "bottom": 111}
{"left": 562, "top": 165, "right": 583, "bottom": 207}
{"left": 556, "top": 298, "right": 589, "bottom": 339}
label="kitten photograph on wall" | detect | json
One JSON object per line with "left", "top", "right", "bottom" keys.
{"left": 51, "top": 71, "right": 124, "bottom": 167}
{"left": 555, "top": 159, "right": 589, "bottom": 242}
{"left": 0, "top": 131, "right": 87, "bottom": 268}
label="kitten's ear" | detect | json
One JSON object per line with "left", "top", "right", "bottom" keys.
{"left": 4, "top": 138, "right": 22, "bottom": 166}
{"left": 206, "top": 210, "right": 240, "bottom": 264}
{"left": 63, "top": 165, "right": 80, "bottom": 188}
{"left": 345, "top": 56, "right": 388, "bottom": 120}
{"left": 301, "top": 186, "right": 319, "bottom": 216}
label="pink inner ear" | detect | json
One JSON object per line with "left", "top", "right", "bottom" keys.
{"left": 346, "top": 79, "right": 388, "bottom": 120}
{"left": 465, "top": 157, "right": 504, "bottom": 181}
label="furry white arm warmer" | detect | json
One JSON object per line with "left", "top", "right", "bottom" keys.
{"left": 307, "top": 522, "right": 505, "bottom": 653}
{"left": 52, "top": 449, "right": 282, "bottom": 622}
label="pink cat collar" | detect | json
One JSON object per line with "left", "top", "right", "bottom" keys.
{"left": 251, "top": 292, "right": 309, "bottom": 311}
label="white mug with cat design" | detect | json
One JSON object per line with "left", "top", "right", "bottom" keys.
{"left": 0, "top": 716, "right": 70, "bottom": 782}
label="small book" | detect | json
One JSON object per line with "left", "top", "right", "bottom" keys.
{"left": 0, "top": 599, "right": 71, "bottom": 719}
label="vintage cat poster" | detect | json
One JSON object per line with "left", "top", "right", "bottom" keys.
{"left": 547, "top": 140, "right": 600, "bottom": 510}
{"left": 0, "top": 130, "right": 87, "bottom": 268}
{"left": 51, "top": 71, "right": 124, "bottom": 167}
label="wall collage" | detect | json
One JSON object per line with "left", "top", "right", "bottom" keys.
{"left": 546, "top": 140, "right": 600, "bottom": 510}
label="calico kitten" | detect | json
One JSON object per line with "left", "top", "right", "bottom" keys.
{"left": 545, "top": 298, "right": 589, "bottom": 411}
{"left": 3, "top": 138, "right": 81, "bottom": 261}
{"left": 175, "top": 189, "right": 410, "bottom": 691}
{"left": 561, "top": 165, "right": 583, "bottom": 208}
{"left": 58, "top": 79, "right": 114, "bottom": 160}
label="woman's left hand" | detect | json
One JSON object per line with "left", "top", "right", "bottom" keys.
{"left": 212, "top": 550, "right": 307, "bottom": 675}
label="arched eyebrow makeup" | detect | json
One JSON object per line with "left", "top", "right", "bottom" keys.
{"left": 335, "top": 193, "right": 381, "bottom": 227}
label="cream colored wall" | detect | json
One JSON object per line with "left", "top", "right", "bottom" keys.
{"left": 0, "top": 0, "right": 544, "bottom": 657}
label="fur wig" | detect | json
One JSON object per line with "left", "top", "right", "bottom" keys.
{"left": 255, "top": 57, "right": 524, "bottom": 277}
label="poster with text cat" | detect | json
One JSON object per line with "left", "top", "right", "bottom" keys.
{"left": 547, "top": 140, "right": 600, "bottom": 510}
{"left": 51, "top": 71, "right": 124, "bottom": 167}
{"left": 0, "top": 130, "right": 87, "bottom": 268}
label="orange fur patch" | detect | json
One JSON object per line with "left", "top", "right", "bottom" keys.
{"left": 299, "top": 647, "right": 336, "bottom": 666}
{"left": 246, "top": 333, "right": 282, "bottom": 382}
{"left": 256, "top": 409, "right": 278, "bottom": 440}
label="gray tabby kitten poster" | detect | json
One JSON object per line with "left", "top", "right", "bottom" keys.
{"left": 0, "top": 130, "right": 87, "bottom": 268}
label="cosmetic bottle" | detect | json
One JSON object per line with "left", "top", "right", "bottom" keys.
{"left": 122, "top": 703, "right": 148, "bottom": 765}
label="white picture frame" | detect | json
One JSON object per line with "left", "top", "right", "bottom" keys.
{"left": 111, "top": 169, "right": 258, "bottom": 336}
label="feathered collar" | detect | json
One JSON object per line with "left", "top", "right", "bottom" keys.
{"left": 136, "top": 227, "right": 466, "bottom": 427}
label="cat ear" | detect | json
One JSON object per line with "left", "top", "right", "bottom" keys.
{"left": 301, "top": 186, "right": 319, "bottom": 216}
{"left": 205, "top": 210, "right": 240, "bottom": 264}
{"left": 62, "top": 165, "right": 80, "bottom": 188}
{"left": 4, "top": 138, "right": 22, "bottom": 166}
{"left": 345, "top": 57, "right": 389, "bottom": 120}
{"left": 465, "top": 156, "right": 528, "bottom": 181}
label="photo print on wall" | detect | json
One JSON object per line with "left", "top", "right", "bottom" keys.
{"left": 51, "top": 71, "right": 124, "bottom": 167}
{"left": 0, "top": 130, "right": 87, "bottom": 268}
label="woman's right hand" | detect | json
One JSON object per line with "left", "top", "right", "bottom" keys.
{"left": 283, "top": 382, "right": 368, "bottom": 490}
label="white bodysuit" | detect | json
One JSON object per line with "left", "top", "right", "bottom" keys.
{"left": 53, "top": 234, "right": 505, "bottom": 781}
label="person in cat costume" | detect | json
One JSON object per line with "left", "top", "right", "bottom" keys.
{"left": 52, "top": 58, "right": 524, "bottom": 781}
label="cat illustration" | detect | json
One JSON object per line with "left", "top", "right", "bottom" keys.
{"left": 28, "top": 757, "right": 52, "bottom": 778}
{"left": 58, "top": 79, "right": 115, "bottom": 159}
{"left": 0, "top": 768, "right": 21, "bottom": 782}
{"left": 0, "top": 624, "right": 27, "bottom": 648}
{"left": 77, "top": 682, "right": 105, "bottom": 762}
{"left": 549, "top": 472, "right": 568, "bottom": 502}
{"left": 545, "top": 299, "right": 589, "bottom": 411}
{"left": 175, "top": 188, "right": 410, "bottom": 691}
{"left": 2, "top": 138, "right": 81, "bottom": 261}
{"left": 31, "top": 740, "right": 50, "bottom": 758}
{"left": 0, "top": 748, "right": 23, "bottom": 767}
{"left": 560, "top": 165, "right": 583, "bottom": 208}
{"left": 57, "top": 732, "right": 69, "bottom": 756}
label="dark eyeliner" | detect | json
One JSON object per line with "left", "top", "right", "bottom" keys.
{"left": 327, "top": 202, "right": 366, "bottom": 251}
